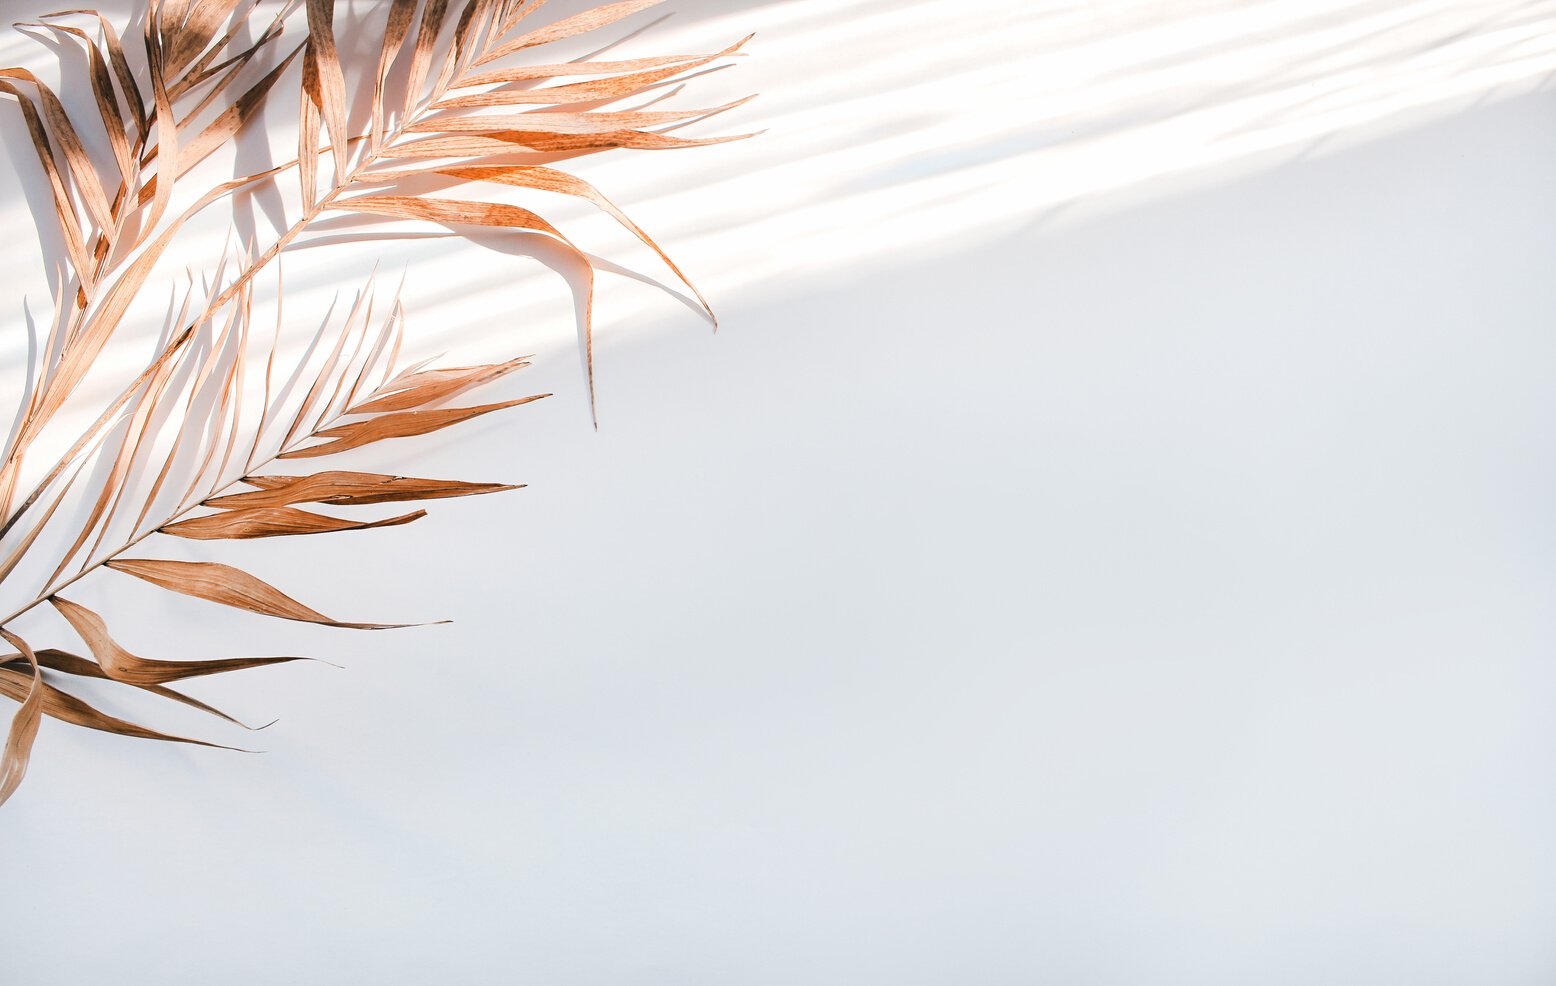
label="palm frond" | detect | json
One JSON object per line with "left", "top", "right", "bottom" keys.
{"left": 0, "top": 0, "right": 752, "bottom": 805}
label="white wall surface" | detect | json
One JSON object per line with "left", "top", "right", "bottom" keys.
{"left": 2, "top": 1, "right": 1555, "bottom": 983}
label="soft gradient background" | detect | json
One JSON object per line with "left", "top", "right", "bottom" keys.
{"left": 1, "top": 0, "right": 1555, "bottom": 982}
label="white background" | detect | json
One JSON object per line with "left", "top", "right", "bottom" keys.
{"left": 2, "top": 0, "right": 1556, "bottom": 982}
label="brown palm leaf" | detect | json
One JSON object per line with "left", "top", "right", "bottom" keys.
{"left": 0, "top": 0, "right": 752, "bottom": 805}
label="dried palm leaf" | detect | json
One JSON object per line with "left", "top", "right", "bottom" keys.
{"left": 0, "top": 0, "right": 752, "bottom": 804}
